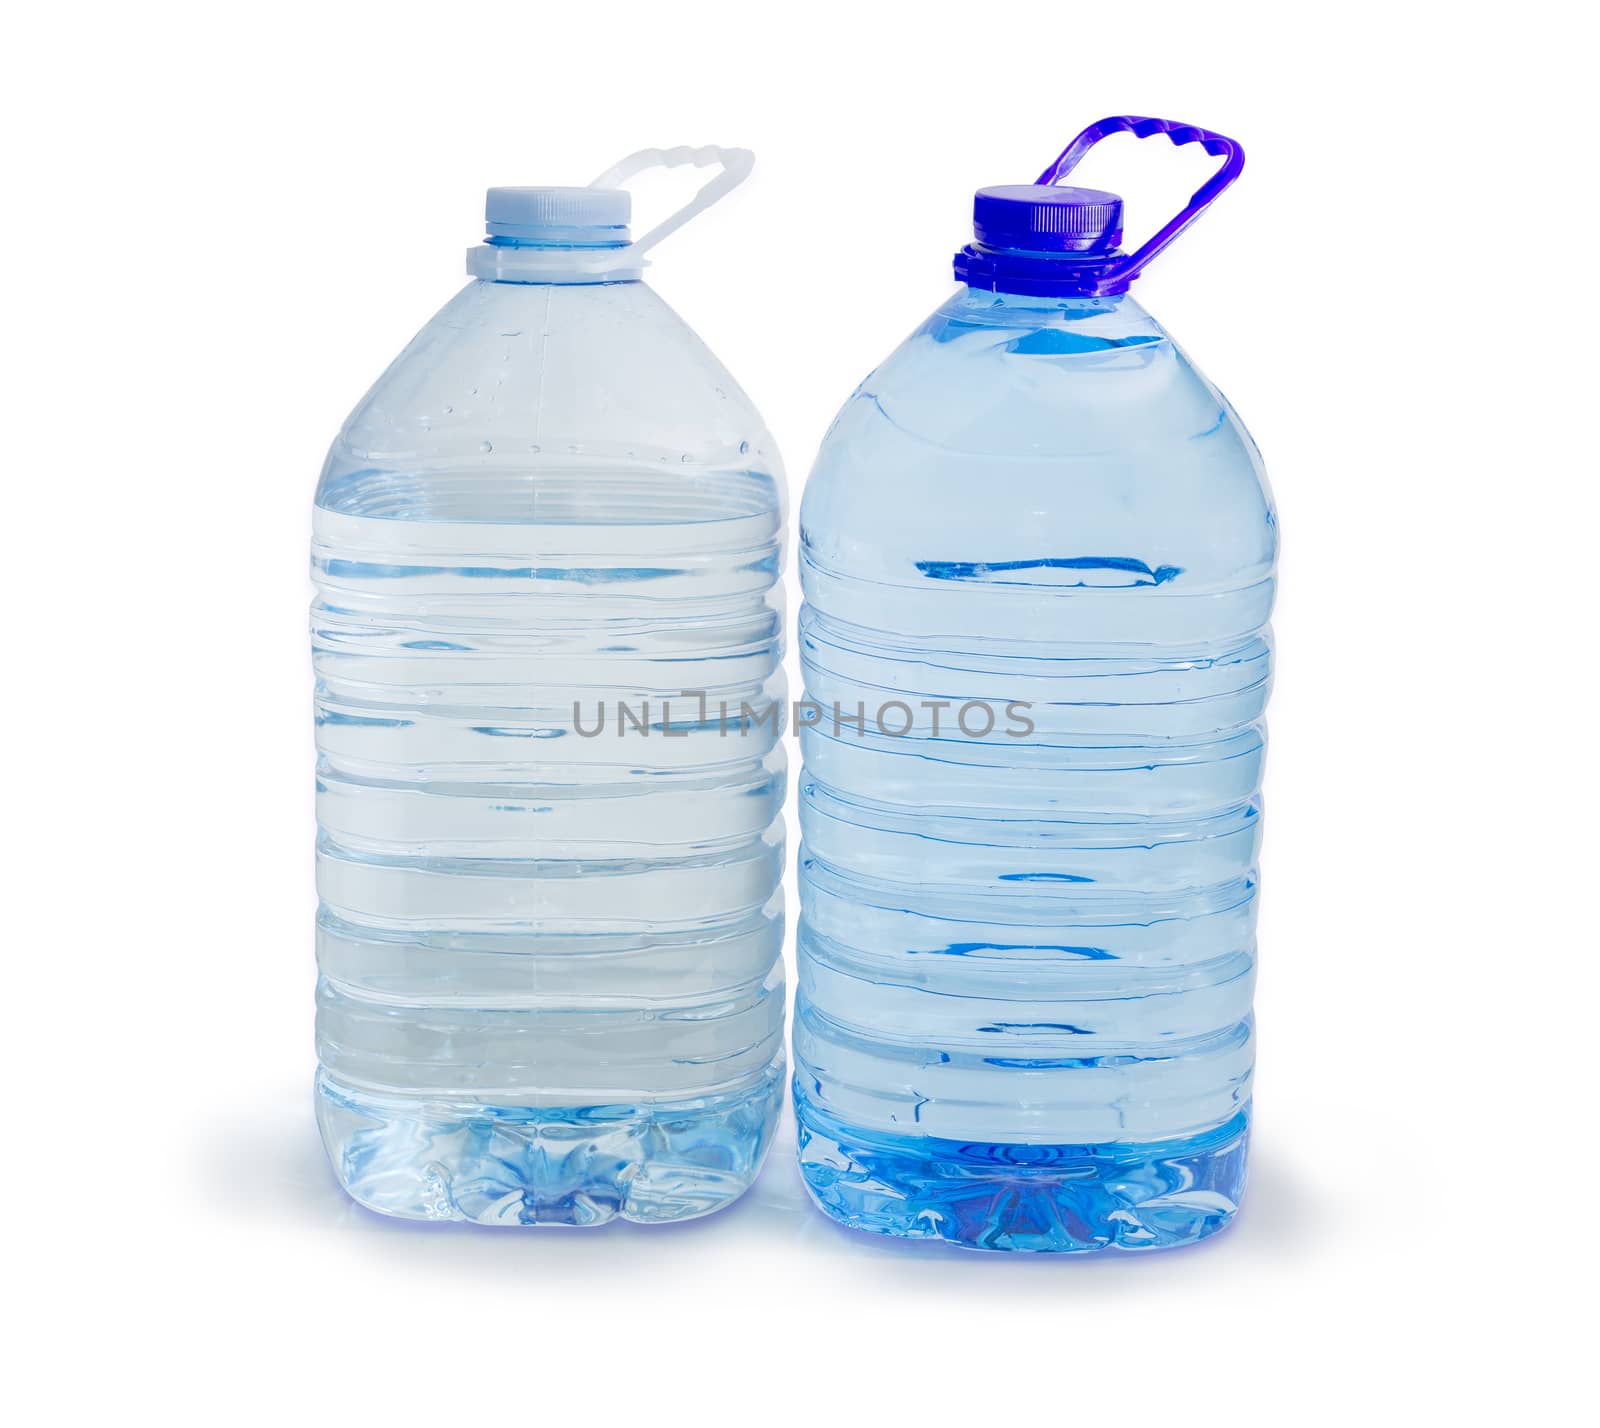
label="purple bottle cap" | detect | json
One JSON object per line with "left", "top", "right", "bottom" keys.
{"left": 972, "top": 185, "right": 1124, "bottom": 254}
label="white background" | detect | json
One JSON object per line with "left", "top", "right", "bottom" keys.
{"left": 7, "top": 2, "right": 1594, "bottom": 1422}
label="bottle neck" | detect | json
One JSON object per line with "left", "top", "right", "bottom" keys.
{"left": 467, "top": 234, "right": 643, "bottom": 285}
{"left": 935, "top": 284, "right": 1164, "bottom": 342}
{"left": 954, "top": 240, "right": 1134, "bottom": 299}
{"left": 488, "top": 232, "right": 630, "bottom": 251}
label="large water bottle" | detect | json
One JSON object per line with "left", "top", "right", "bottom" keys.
{"left": 794, "top": 118, "right": 1274, "bottom": 1251}
{"left": 312, "top": 148, "right": 787, "bottom": 1226}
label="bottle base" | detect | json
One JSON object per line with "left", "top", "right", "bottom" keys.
{"left": 794, "top": 1087, "right": 1248, "bottom": 1253}
{"left": 316, "top": 1060, "right": 785, "bottom": 1226}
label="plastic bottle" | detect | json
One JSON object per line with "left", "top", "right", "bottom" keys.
{"left": 794, "top": 117, "right": 1275, "bottom": 1251}
{"left": 312, "top": 148, "right": 786, "bottom": 1226}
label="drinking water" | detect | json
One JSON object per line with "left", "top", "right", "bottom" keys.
{"left": 312, "top": 149, "right": 787, "bottom": 1225}
{"left": 793, "top": 118, "right": 1275, "bottom": 1251}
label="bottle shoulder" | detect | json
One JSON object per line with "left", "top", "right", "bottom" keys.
{"left": 815, "top": 290, "right": 1249, "bottom": 466}
{"left": 800, "top": 288, "right": 1275, "bottom": 611}
{"left": 319, "top": 279, "right": 781, "bottom": 504}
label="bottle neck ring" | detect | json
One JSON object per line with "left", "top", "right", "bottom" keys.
{"left": 954, "top": 243, "right": 1134, "bottom": 298}
{"left": 467, "top": 239, "right": 643, "bottom": 285}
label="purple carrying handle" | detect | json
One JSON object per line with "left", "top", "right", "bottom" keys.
{"left": 1035, "top": 116, "right": 1245, "bottom": 287}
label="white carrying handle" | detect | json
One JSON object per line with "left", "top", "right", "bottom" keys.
{"left": 591, "top": 145, "right": 755, "bottom": 261}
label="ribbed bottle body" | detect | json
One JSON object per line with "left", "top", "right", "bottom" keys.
{"left": 313, "top": 278, "right": 786, "bottom": 1225}
{"left": 794, "top": 288, "right": 1274, "bottom": 1251}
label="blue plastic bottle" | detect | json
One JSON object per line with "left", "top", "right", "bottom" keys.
{"left": 312, "top": 148, "right": 787, "bottom": 1225}
{"left": 794, "top": 118, "right": 1275, "bottom": 1251}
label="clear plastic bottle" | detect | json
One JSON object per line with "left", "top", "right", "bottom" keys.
{"left": 312, "top": 148, "right": 787, "bottom": 1226}
{"left": 794, "top": 118, "right": 1275, "bottom": 1251}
